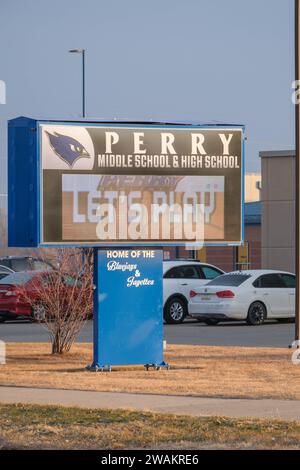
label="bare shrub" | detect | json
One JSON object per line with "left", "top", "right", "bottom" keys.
{"left": 21, "top": 248, "right": 93, "bottom": 354}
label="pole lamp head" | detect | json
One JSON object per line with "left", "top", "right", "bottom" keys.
{"left": 69, "top": 49, "right": 85, "bottom": 54}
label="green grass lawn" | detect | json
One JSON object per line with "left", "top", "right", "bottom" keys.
{"left": 0, "top": 404, "right": 300, "bottom": 450}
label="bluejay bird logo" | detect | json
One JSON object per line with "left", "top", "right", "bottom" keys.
{"left": 45, "top": 131, "right": 90, "bottom": 168}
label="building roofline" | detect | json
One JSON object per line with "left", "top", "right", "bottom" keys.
{"left": 259, "top": 150, "right": 295, "bottom": 158}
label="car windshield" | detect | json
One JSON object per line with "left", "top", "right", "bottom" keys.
{"left": 0, "top": 272, "right": 36, "bottom": 285}
{"left": 32, "top": 259, "right": 53, "bottom": 271}
{"left": 0, "top": 265, "right": 12, "bottom": 273}
{"left": 206, "top": 273, "right": 251, "bottom": 287}
{"left": 41, "top": 273, "right": 79, "bottom": 287}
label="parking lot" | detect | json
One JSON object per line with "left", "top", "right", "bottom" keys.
{"left": 0, "top": 319, "right": 294, "bottom": 348}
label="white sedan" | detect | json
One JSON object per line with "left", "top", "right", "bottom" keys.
{"left": 163, "top": 260, "right": 224, "bottom": 324}
{"left": 188, "top": 270, "right": 295, "bottom": 326}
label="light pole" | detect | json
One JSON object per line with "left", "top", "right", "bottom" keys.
{"left": 69, "top": 49, "right": 86, "bottom": 118}
{"left": 295, "top": 0, "right": 300, "bottom": 346}
{"left": 69, "top": 49, "right": 87, "bottom": 267}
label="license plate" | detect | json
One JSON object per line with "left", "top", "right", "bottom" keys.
{"left": 201, "top": 296, "right": 210, "bottom": 301}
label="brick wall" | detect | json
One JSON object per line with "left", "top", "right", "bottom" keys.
{"left": 163, "top": 224, "right": 261, "bottom": 272}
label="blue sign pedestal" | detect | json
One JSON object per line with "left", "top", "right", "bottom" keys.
{"left": 88, "top": 248, "right": 167, "bottom": 371}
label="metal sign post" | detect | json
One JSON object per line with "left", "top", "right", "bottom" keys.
{"left": 295, "top": 0, "right": 300, "bottom": 346}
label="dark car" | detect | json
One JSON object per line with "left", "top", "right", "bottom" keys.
{"left": 0, "top": 256, "right": 53, "bottom": 273}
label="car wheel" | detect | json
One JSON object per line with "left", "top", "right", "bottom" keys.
{"left": 204, "top": 319, "right": 220, "bottom": 326}
{"left": 247, "top": 302, "right": 266, "bottom": 326}
{"left": 164, "top": 297, "right": 187, "bottom": 324}
{"left": 0, "top": 318, "right": 5, "bottom": 324}
{"left": 32, "top": 303, "right": 47, "bottom": 322}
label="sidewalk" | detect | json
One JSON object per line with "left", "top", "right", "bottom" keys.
{"left": 1, "top": 385, "right": 300, "bottom": 421}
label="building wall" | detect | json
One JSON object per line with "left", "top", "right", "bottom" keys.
{"left": 245, "top": 173, "right": 261, "bottom": 203}
{"left": 261, "top": 151, "right": 295, "bottom": 273}
{"left": 206, "top": 246, "right": 235, "bottom": 272}
{"left": 205, "top": 225, "right": 261, "bottom": 272}
{"left": 163, "top": 223, "right": 261, "bottom": 272}
{"left": 245, "top": 225, "right": 261, "bottom": 270}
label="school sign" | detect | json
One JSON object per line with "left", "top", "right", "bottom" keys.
{"left": 8, "top": 117, "right": 245, "bottom": 248}
{"left": 8, "top": 117, "right": 244, "bottom": 369}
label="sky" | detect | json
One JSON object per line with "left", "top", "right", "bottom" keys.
{"left": 0, "top": 0, "right": 295, "bottom": 211}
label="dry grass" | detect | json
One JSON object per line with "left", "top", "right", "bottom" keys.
{"left": 0, "top": 403, "right": 300, "bottom": 450}
{"left": 0, "top": 343, "right": 299, "bottom": 400}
